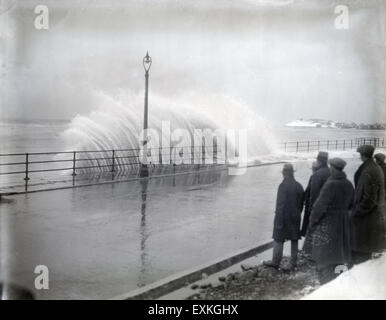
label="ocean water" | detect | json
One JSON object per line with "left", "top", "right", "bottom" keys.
{"left": 1, "top": 118, "right": 385, "bottom": 153}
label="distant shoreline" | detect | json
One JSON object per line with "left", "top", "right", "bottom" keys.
{"left": 286, "top": 119, "right": 386, "bottom": 131}
{"left": 285, "top": 126, "right": 385, "bottom": 131}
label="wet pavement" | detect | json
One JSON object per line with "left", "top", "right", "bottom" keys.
{"left": 0, "top": 158, "right": 362, "bottom": 299}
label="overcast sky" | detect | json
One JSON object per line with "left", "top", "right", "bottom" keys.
{"left": 1, "top": 0, "right": 385, "bottom": 124}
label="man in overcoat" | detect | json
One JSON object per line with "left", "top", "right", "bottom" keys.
{"left": 374, "top": 153, "right": 386, "bottom": 196}
{"left": 309, "top": 151, "right": 331, "bottom": 210}
{"left": 303, "top": 152, "right": 330, "bottom": 254}
{"left": 309, "top": 158, "right": 354, "bottom": 284}
{"left": 300, "top": 162, "right": 318, "bottom": 237}
{"left": 264, "top": 163, "right": 304, "bottom": 271}
{"left": 351, "top": 145, "right": 386, "bottom": 264}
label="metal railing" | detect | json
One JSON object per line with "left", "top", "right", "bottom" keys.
{"left": 0, "top": 137, "right": 384, "bottom": 192}
{"left": 278, "top": 137, "right": 386, "bottom": 153}
{"left": 0, "top": 145, "right": 226, "bottom": 190}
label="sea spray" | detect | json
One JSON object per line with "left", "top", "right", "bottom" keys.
{"left": 61, "top": 91, "right": 278, "bottom": 173}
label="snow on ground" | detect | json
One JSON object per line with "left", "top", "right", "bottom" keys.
{"left": 304, "top": 254, "right": 386, "bottom": 300}
{"left": 251, "top": 149, "right": 360, "bottom": 165}
{"left": 285, "top": 119, "right": 336, "bottom": 128}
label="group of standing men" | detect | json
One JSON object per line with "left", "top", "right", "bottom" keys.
{"left": 264, "top": 145, "right": 386, "bottom": 284}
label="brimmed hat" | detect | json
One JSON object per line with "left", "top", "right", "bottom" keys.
{"left": 357, "top": 145, "right": 375, "bottom": 158}
{"left": 374, "top": 153, "right": 386, "bottom": 162}
{"left": 282, "top": 163, "right": 295, "bottom": 173}
{"left": 317, "top": 151, "right": 328, "bottom": 163}
{"left": 328, "top": 157, "right": 347, "bottom": 171}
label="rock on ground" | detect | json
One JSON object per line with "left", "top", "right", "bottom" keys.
{"left": 188, "top": 252, "right": 320, "bottom": 300}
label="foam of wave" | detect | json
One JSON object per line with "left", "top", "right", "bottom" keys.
{"left": 61, "top": 91, "right": 278, "bottom": 171}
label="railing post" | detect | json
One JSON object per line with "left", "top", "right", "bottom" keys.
{"left": 159, "top": 147, "right": 163, "bottom": 166}
{"left": 296, "top": 141, "right": 299, "bottom": 153}
{"left": 225, "top": 134, "right": 228, "bottom": 165}
{"left": 284, "top": 142, "right": 287, "bottom": 153}
{"left": 336, "top": 140, "right": 338, "bottom": 150}
{"left": 214, "top": 139, "right": 217, "bottom": 164}
{"left": 111, "top": 150, "right": 115, "bottom": 172}
{"left": 202, "top": 137, "right": 205, "bottom": 165}
{"left": 327, "top": 140, "right": 329, "bottom": 150}
{"left": 317, "top": 141, "right": 320, "bottom": 151}
{"left": 24, "top": 153, "right": 30, "bottom": 181}
{"left": 72, "top": 151, "right": 77, "bottom": 176}
{"left": 191, "top": 144, "right": 195, "bottom": 165}
{"left": 351, "top": 140, "right": 353, "bottom": 149}
{"left": 343, "top": 140, "right": 346, "bottom": 150}
{"left": 307, "top": 141, "right": 310, "bottom": 152}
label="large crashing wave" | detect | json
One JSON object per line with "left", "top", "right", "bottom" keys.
{"left": 62, "top": 91, "right": 277, "bottom": 171}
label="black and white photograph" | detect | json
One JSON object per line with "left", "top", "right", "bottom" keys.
{"left": 0, "top": 0, "right": 385, "bottom": 305}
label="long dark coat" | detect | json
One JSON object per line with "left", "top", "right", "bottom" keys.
{"left": 310, "top": 165, "right": 331, "bottom": 206}
{"left": 379, "top": 162, "right": 386, "bottom": 197}
{"left": 300, "top": 177, "right": 312, "bottom": 237}
{"left": 302, "top": 165, "right": 330, "bottom": 251}
{"left": 351, "top": 159, "right": 386, "bottom": 253}
{"left": 272, "top": 177, "right": 304, "bottom": 242}
{"left": 309, "top": 170, "right": 354, "bottom": 267}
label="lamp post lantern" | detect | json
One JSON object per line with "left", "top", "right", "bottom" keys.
{"left": 140, "top": 51, "right": 152, "bottom": 177}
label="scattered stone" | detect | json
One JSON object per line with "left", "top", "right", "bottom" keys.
{"left": 232, "top": 272, "right": 241, "bottom": 280}
{"left": 199, "top": 283, "right": 212, "bottom": 289}
{"left": 214, "top": 283, "right": 225, "bottom": 289}
{"left": 373, "top": 252, "right": 383, "bottom": 259}
{"left": 236, "top": 270, "right": 257, "bottom": 282}
{"left": 225, "top": 274, "right": 235, "bottom": 282}
{"left": 188, "top": 254, "right": 318, "bottom": 300}
{"left": 190, "top": 284, "right": 199, "bottom": 290}
{"left": 240, "top": 264, "right": 254, "bottom": 271}
{"left": 199, "top": 293, "right": 206, "bottom": 299}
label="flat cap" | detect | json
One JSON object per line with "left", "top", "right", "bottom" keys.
{"left": 317, "top": 151, "right": 329, "bottom": 162}
{"left": 282, "top": 163, "right": 295, "bottom": 172}
{"left": 328, "top": 157, "right": 347, "bottom": 170}
{"left": 374, "top": 153, "right": 386, "bottom": 162}
{"left": 356, "top": 145, "right": 375, "bottom": 158}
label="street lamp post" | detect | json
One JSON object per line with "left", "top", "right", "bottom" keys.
{"left": 140, "top": 51, "right": 152, "bottom": 177}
